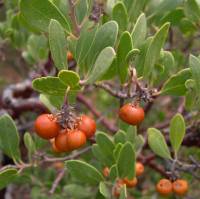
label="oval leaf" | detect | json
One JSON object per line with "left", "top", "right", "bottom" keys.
{"left": 58, "top": 70, "right": 80, "bottom": 88}
{"left": 66, "top": 160, "right": 104, "bottom": 185}
{"left": 117, "top": 142, "right": 135, "bottom": 179}
{"left": 161, "top": 68, "right": 192, "bottom": 96}
{"left": 112, "top": 2, "right": 128, "bottom": 32}
{"left": 189, "top": 55, "right": 200, "bottom": 92}
{"left": 32, "top": 77, "right": 67, "bottom": 96}
{"left": 170, "top": 114, "right": 185, "bottom": 153}
{"left": 0, "top": 168, "right": 18, "bottom": 190}
{"left": 96, "top": 131, "right": 115, "bottom": 160}
{"left": 49, "top": 19, "right": 67, "bottom": 70}
{"left": 86, "top": 47, "right": 116, "bottom": 84}
{"left": 92, "top": 144, "right": 112, "bottom": 166}
{"left": 117, "top": 31, "right": 133, "bottom": 83}
{"left": 99, "top": 182, "right": 110, "bottom": 198}
{"left": 0, "top": 115, "right": 21, "bottom": 162}
{"left": 86, "top": 21, "right": 118, "bottom": 68}
{"left": 24, "top": 132, "right": 36, "bottom": 157}
{"left": 148, "top": 128, "right": 172, "bottom": 159}
{"left": 143, "top": 23, "right": 170, "bottom": 81}
{"left": 131, "top": 13, "right": 147, "bottom": 48}
{"left": 19, "top": 0, "right": 71, "bottom": 33}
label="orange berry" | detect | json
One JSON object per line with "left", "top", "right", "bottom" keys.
{"left": 52, "top": 140, "right": 62, "bottom": 153}
{"left": 172, "top": 179, "right": 188, "bottom": 196}
{"left": 55, "top": 129, "right": 71, "bottom": 152}
{"left": 67, "top": 51, "right": 73, "bottom": 61}
{"left": 156, "top": 179, "right": 173, "bottom": 196}
{"left": 136, "top": 162, "right": 144, "bottom": 176}
{"left": 123, "top": 177, "right": 138, "bottom": 188}
{"left": 119, "top": 103, "right": 145, "bottom": 125}
{"left": 34, "top": 114, "right": 60, "bottom": 139}
{"left": 103, "top": 167, "right": 110, "bottom": 177}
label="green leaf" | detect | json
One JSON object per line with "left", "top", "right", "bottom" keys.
{"left": 49, "top": 19, "right": 67, "bottom": 70}
{"left": 75, "top": 0, "right": 89, "bottom": 24}
{"left": 26, "top": 34, "right": 48, "bottom": 61}
{"left": 96, "top": 131, "right": 115, "bottom": 160}
{"left": 114, "top": 130, "right": 127, "bottom": 144}
{"left": 19, "top": 0, "right": 71, "bottom": 33}
{"left": 189, "top": 55, "right": 200, "bottom": 92}
{"left": 0, "top": 168, "right": 18, "bottom": 190}
{"left": 24, "top": 132, "right": 36, "bottom": 158}
{"left": 128, "top": 0, "right": 146, "bottom": 22}
{"left": 170, "top": 114, "right": 186, "bottom": 154}
{"left": 143, "top": 23, "right": 170, "bottom": 82}
{"left": 135, "top": 135, "right": 145, "bottom": 154}
{"left": 76, "top": 23, "right": 98, "bottom": 67}
{"left": 66, "top": 160, "right": 104, "bottom": 185}
{"left": 126, "top": 126, "right": 137, "bottom": 144}
{"left": 39, "top": 94, "right": 64, "bottom": 111}
{"left": 179, "top": 18, "right": 197, "bottom": 35}
{"left": 113, "top": 143, "right": 123, "bottom": 160}
{"left": 125, "top": 49, "right": 140, "bottom": 63}
{"left": 117, "top": 31, "right": 133, "bottom": 83}
{"left": 112, "top": 2, "right": 128, "bottom": 33}
{"left": 92, "top": 144, "right": 112, "bottom": 166}
{"left": 109, "top": 164, "right": 118, "bottom": 181}
{"left": 58, "top": 70, "right": 80, "bottom": 88}
{"left": 148, "top": 128, "right": 172, "bottom": 159}
{"left": 131, "top": 13, "right": 147, "bottom": 48}
{"left": 161, "top": 68, "right": 192, "bottom": 96}
{"left": 119, "top": 185, "right": 127, "bottom": 199}
{"left": 135, "top": 37, "right": 153, "bottom": 76}
{"left": 117, "top": 142, "right": 135, "bottom": 179}
{"left": 0, "top": 114, "right": 21, "bottom": 162}
{"left": 160, "top": 8, "right": 184, "bottom": 26}
{"left": 99, "top": 182, "right": 110, "bottom": 198}
{"left": 185, "top": 79, "right": 199, "bottom": 110}
{"left": 86, "top": 47, "right": 116, "bottom": 84}
{"left": 184, "top": 0, "right": 200, "bottom": 22}
{"left": 32, "top": 77, "right": 67, "bottom": 96}
{"left": 148, "top": 0, "right": 182, "bottom": 21}
{"left": 86, "top": 21, "right": 118, "bottom": 68}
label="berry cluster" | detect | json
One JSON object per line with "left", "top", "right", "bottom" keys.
{"left": 34, "top": 113, "right": 96, "bottom": 153}
{"left": 156, "top": 178, "right": 189, "bottom": 196}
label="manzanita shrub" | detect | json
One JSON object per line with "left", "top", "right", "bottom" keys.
{"left": 0, "top": 0, "right": 200, "bottom": 198}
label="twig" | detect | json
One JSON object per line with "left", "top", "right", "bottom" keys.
{"left": 95, "top": 82, "right": 137, "bottom": 99}
{"left": 43, "top": 146, "right": 91, "bottom": 162}
{"left": 68, "top": 0, "right": 80, "bottom": 36}
{"left": 77, "top": 93, "right": 118, "bottom": 133}
{"left": 49, "top": 169, "right": 65, "bottom": 194}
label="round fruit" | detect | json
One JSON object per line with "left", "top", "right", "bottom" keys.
{"left": 103, "top": 167, "right": 110, "bottom": 177}
{"left": 123, "top": 177, "right": 138, "bottom": 188}
{"left": 52, "top": 140, "right": 62, "bottom": 153}
{"left": 55, "top": 130, "right": 70, "bottom": 152}
{"left": 77, "top": 115, "right": 96, "bottom": 138}
{"left": 156, "top": 179, "right": 173, "bottom": 196}
{"left": 66, "top": 130, "right": 86, "bottom": 150}
{"left": 35, "top": 114, "right": 60, "bottom": 139}
{"left": 172, "top": 179, "right": 188, "bottom": 196}
{"left": 119, "top": 103, "right": 145, "bottom": 125}
{"left": 136, "top": 162, "right": 144, "bottom": 176}
{"left": 67, "top": 51, "right": 73, "bottom": 61}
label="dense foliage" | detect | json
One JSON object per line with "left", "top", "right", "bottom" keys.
{"left": 0, "top": 0, "right": 200, "bottom": 198}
